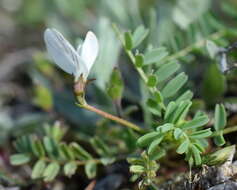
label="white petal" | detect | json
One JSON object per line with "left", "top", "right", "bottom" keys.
{"left": 80, "top": 31, "right": 99, "bottom": 72}
{"left": 74, "top": 55, "right": 89, "bottom": 80}
{"left": 77, "top": 44, "right": 82, "bottom": 55}
{"left": 44, "top": 28, "right": 85, "bottom": 76}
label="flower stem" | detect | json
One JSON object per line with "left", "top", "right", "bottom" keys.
{"left": 80, "top": 103, "right": 145, "bottom": 133}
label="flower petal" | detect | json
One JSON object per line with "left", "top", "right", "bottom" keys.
{"left": 44, "top": 28, "right": 81, "bottom": 75}
{"left": 80, "top": 31, "right": 99, "bottom": 72}
{"left": 77, "top": 44, "right": 82, "bottom": 55}
{"left": 74, "top": 55, "right": 89, "bottom": 80}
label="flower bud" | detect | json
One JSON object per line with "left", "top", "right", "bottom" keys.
{"left": 74, "top": 76, "right": 87, "bottom": 104}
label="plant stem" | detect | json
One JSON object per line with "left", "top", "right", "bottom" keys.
{"left": 211, "top": 125, "right": 237, "bottom": 137}
{"left": 112, "top": 24, "right": 165, "bottom": 109}
{"left": 80, "top": 103, "right": 145, "bottom": 133}
{"left": 76, "top": 159, "right": 101, "bottom": 166}
{"left": 164, "top": 30, "right": 227, "bottom": 62}
{"left": 44, "top": 155, "right": 128, "bottom": 167}
{"left": 126, "top": 50, "right": 158, "bottom": 95}
{"left": 223, "top": 125, "right": 237, "bottom": 135}
{"left": 43, "top": 157, "right": 102, "bottom": 166}
{"left": 112, "top": 24, "right": 150, "bottom": 89}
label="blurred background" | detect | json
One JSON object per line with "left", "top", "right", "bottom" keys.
{"left": 0, "top": 0, "right": 237, "bottom": 189}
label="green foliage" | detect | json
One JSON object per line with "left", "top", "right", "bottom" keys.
{"left": 8, "top": 1, "right": 237, "bottom": 188}
{"left": 161, "top": 72, "right": 188, "bottom": 98}
{"left": 132, "top": 25, "right": 149, "bottom": 48}
{"left": 12, "top": 20, "right": 232, "bottom": 184}
{"left": 64, "top": 161, "right": 77, "bottom": 177}
{"left": 137, "top": 132, "right": 161, "bottom": 148}
{"left": 107, "top": 68, "right": 124, "bottom": 101}
{"left": 85, "top": 161, "right": 97, "bottom": 179}
{"left": 147, "top": 75, "right": 158, "bottom": 87}
{"left": 10, "top": 154, "right": 31, "bottom": 165}
{"left": 70, "top": 142, "right": 92, "bottom": 160}
{"left": 90, "top": 137, "right": 111, "bottom": 157}
{"left": 155, "top": 61, "right": 180, "bottom": 82}
{"left": 202, "top": 64, "right": 227, "bottom": 104}
{"left": 214, "top": 104, "right": 227, "bottom": 131}
{"left": 124, "top": 31, "right": 133, "bottom": 50}
{"left": 172, "top": 0, "right": 210, "bottom": 29}
{"left": 43, "top": 162, "right": 60, "bottom": 182}
{"left": 114, "top": 24, "right": 233, "bottom": 186}
{"left": 180, "top": 115, "right": 209, "bottom": 130}
{"left": 144, "top": 48, "right": 168, "bottom": 65}
{"left": 123, "top": 25, "right": 149, "bottom": 50}
{"left": 31, "top": 160, "right": 46, "bottom": 179}
{"left": 135, "top": 54, "right": 144, "bottom": 67}
{"left": 10, "top": 123, "right": 115, "bottom": 182}
{"left": 213, "top": 104, "right": 227, "bottom": 146}
{"left": 136, "top": 114, "right": 211, "bottom": 166}
{"left": 128, "top": 152, "right": 159, "bottom": 186}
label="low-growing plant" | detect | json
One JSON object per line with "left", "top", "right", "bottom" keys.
{"left": 10, "top": 25, "right": 237, "bottom": 189}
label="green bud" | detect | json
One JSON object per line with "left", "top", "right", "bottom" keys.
{"left": 147, "top": 75, "right": 158, "bottom": 87}
{"left": 124, "top": 31, "right": 133, "bottom": 50}
{"left": 107, "top": 68, "right": 124, "bottom": 101}
{"left": 135, "top": 54, "right": 144, "bottom": 67}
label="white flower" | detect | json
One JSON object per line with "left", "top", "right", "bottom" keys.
{"left": 44, "top": 28, "right": 99, "bottom": 81}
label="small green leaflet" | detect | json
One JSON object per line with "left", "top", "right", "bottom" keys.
{"left": 132, "top": 25, "right": 149, "bottom": 48}
{"left": 191, "top": 145, "right": 202, "bottom": 166}
{"left": 85, "top": 161, "right": 97, "bottom": 179}
{"left": 173, "top": 128, "right": 183, "bottom": 140}
{"left": 156, "top": 61, "right": 180, "bottom": 82}
{"left": 176, "top": 90, "right": 193, "bottom": 104}
{"left": 130, "top": 165, "right": 145, "bottom": 173}
{"left": 10, "top": 154, "right": 31, "bottom": 166}
{"left": 161, "top": 72, "right": 188, "bottom": 98}
{"left": 148, "top": 137, "right": 164, "bottom": 155}
{"left": 190, "top": 129, "right": 212, "bottom": 139}
{"left": 64, "top": 161, "right": 77, "bottom": 177}
{"left": 181, "top": 115, "right": 209, "bottom": 130}
{"left": 43, "top": 162, "right": 60, "bottom": 182}
{"left": 176, "top": 140, "right": 189, "bottom": 154}
{"left": 31, "top": 160, "right": 46, "bottom": 179}
{"left": 214, "top": 104, "right": 226, "bottom": 131}
{"left": 144, "top": 47, "right": 169, "bottom": 65}
{"left": 137, "top": 132, "right": 160, "bottom": 147}
{"left": 164, "top": 101, "right": 177, "bottom": 120}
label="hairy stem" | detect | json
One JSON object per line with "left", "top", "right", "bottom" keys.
{"left": 79, "top": 103, "right": 144, "bottom": 133}
{"left": 112, "top": 24, "right": 150, "bottom": 88}
{"left": 112, "top": 24, "right": 165, "bottom": 109}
